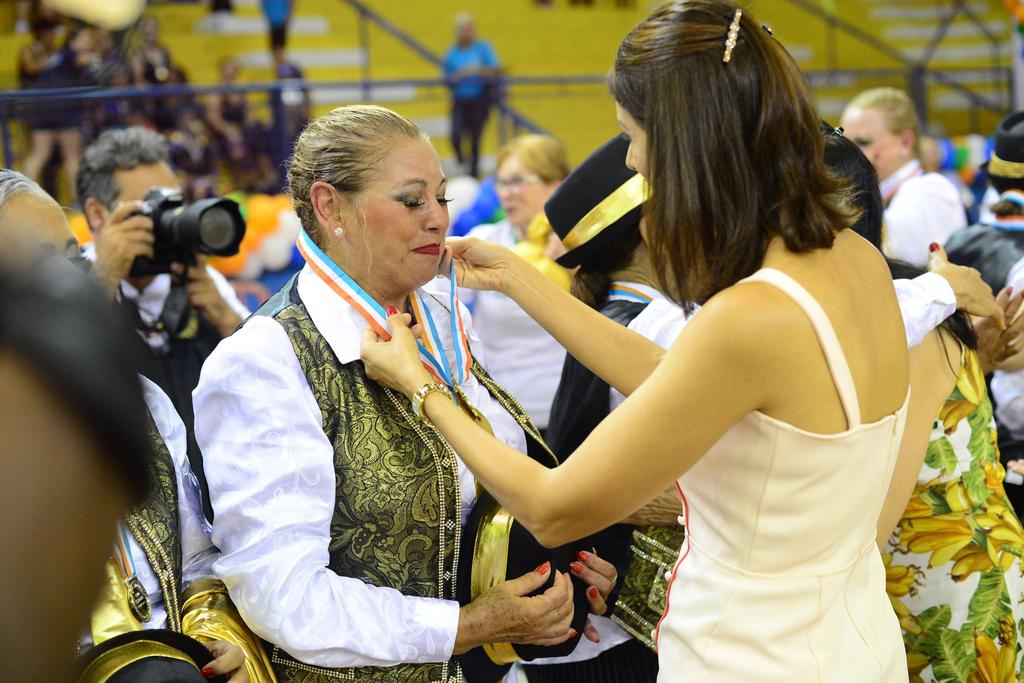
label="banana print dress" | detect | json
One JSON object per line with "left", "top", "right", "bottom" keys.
{"left": 883, "top": 348, "right": 1024, "bottom": 683}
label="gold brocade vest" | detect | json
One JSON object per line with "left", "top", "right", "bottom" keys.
{"left": 610, "top": 526, "right": 685, "bottom": 651}
{"left": 90, "top": 411, "right": 184, "bottom": 641}
{"left": 260, "top": 286, "right": 543, "bottom": 683}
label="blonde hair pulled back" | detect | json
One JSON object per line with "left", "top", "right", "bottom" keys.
{"left": 847, "top": 87, "right": 921, "bottom": 158}
{"left": 287, "top": 105, "right": 426, "bottom": 245}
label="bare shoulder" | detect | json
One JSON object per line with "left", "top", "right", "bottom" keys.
{"left": 833, "top": 229, "right": 894, "bottom": 281}
{"left": 676, "top": 277, "right": 809, "bottom": 369}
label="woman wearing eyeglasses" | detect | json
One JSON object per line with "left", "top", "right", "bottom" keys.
{"left": 462, "top": 134, "right": 571, "bottom": 435}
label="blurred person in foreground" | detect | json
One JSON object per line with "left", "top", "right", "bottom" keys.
{"left": 463, "top": 134, "right": 571, "bottom": 435}
{"left": 77, "top": 127, "right": 250, "bottom": 514}
{"left": 841, "top": 87, "right": 967, "bottom": 268}
{"left": 0, "top": 170, "right": 268, "bottom": 682}
{"left": 0, "top": 170, "right": 149, "bottom": 680}
{"left": 0, "top": 169, "right": 268, "bottom": 682}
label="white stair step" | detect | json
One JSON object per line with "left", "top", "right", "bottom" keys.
{"left": 785, "top": 45, "right": 814, "bottom": 63}
{"left": 237, "top": 48, "right": 365, "bottom": 69}
{"left": 869, "top": 3, "right": 990, "bottom": 21}
{"left": 412, "top": 116, "right": 451, "bottom": 139}
{"left": 195, "top": 14, "right": 329, "bottom": 35}
{"left": 883, "top": 20, "right": 1008, "bottom": 41}
{"left": 918, "top": 43, "right": 1011, "bottom": 62}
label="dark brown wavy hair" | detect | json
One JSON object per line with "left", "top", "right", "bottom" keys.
{"left": 610, "top": 0, "right": 856, "bottom": 309}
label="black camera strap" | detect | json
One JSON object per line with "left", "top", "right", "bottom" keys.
{"left": 117, "top": 278, "right": 199, "bottom": 346}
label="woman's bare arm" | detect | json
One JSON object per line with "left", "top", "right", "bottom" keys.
{"left": 876, "top": 329, "right": 961, "bottom": 546}
{"left": 365, "top": 285, "right": 773, "bottom": 547}
{"left": 450, "top": 238, "right": 666, "bottom": 397}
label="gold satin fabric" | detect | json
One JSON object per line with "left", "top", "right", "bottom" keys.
{"left": 89, "top": 559, "right": 143, "bottom": 645}
{"left": 560, "top": 173, "right": 648, "bottom": 251}
{"left": 79, "top": 640, "right": 198, "bottom": 682}
{"left": 473, "top": 500, "right": 520, "bottom": 665}
{"left": 988, "top": 153, "right": 1024, "bottom": 179}
{"left": 181, "top": 578, "right": 278, "bottom": 683}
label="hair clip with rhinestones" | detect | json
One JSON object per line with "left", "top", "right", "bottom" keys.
{"left": 723, "top": 9, "right": 742, "bottom": 64}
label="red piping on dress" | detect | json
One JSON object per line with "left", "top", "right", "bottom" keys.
{"left": 655, "top": 481, "right": 690, "bottom": 647}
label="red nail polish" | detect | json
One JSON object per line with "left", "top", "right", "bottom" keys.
{"left": 202, "top": 667, "right": 215, "bottom": 679}
{"left": 535, "top": 561, "right": 550, "bottom": 575}
{"left": 569, "top": 562, "right": 583, "bottom": 574}
{"left": 587, "top": 586, "right": 599, "bottom": 599}
{"left": 576, "top": 550, "right": 589, "bottom": 562}
{"left": 929, "top": 242, "right": 940, "bottom": 253}
{"left": 568, "top": 629, "right": 578, "bottom": 638}
{"left": 1009, "top": 287, "right": 1015, "bottom": 297}
{"left": 385, "top": 305, "right": 399, "bottom": 316}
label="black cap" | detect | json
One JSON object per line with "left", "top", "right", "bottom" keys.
{"left": 985, "top": 111, "right": 1024, "bottom": 193}
{"left": 77, "top": 630, "right": 228, "bottom": 682}
{"left": 545, "top": 135, "right": 646, "bottom": 268}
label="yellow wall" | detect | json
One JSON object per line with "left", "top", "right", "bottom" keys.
{"left": 0, "top": 0, "right": 1012, "bottom": 170}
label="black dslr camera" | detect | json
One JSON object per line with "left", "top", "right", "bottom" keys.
{"left": 129, "top": 188, "right": 246, "bottom": 277}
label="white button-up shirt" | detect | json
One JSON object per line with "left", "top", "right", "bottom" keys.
{"left": 193, "top": 266, "right": 527, "bottom": 670}
{"left": 81, "top": 377, "right": 216, "bottom": 650}
{"left": 882, "top": 160, "right": 967, "bottom": 268}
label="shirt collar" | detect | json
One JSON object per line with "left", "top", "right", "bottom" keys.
{"left": 879, "top": 160, "right": 922, "bottom": 199}
{"left": 297, "top": 265, "right": 463, "bottom": 365}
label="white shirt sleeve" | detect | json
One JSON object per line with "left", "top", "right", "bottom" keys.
{"left": 610, "top": 299, "right": 692, "bottom": 411}
{"left": 205, "top": 263, "right": 252, "bottom": 320}
{"left": 140, "top": 376, "right": 216, "bottom": 587}
{"left": 893, "top": 273, "right": 957, "bottom": 349}
{"left": 193, "top": 317, "right": 460, "bottom": 668}
{"left": 992, "top": 369, "right": 1024, "bottom": 440}
{"left": 883, "top": 174, "right": 967, "bottom": 268}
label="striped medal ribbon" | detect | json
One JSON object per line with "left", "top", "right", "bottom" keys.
{"left": 608, "top": 282, "right": 655, "bottom": 304}
{"left": 113, "top": 523, "right": 152, "bottom": 623}
{"left": 297, "top": 231, "right": 490, "bottom": 429}
{"left": 987, "top": 190, "right": 1024, "bottom": 231}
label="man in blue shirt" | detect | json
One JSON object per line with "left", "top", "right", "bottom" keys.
{"left": 443, "top": 13, "right": 500, "bottom": 178}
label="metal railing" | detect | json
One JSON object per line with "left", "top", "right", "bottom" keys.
{"left": 0, "top": 75, "right": 605, "bottom": 169}
{"left": 780, "top": 0, "right": 1011, "bottom": 129}
{"left": 341, "top": 0, "right": 552, "bottom": 138}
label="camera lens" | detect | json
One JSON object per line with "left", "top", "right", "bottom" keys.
{"left": 198, "top": 206, "right": 239, "bottom": 251}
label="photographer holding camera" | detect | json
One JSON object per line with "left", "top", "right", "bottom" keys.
{"left": 78, "top": 127, "right": 249, "bottom": 517}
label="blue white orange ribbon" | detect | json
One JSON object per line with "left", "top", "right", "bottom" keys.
{"left": 608, "top": 282, "right": 655, "bottom": 304}
{"left": 297, "top": 229, "right": 473, "bottom": 392}
{"left": 112, "top": 523, "right": 137, "bottom": 583}
{"left": 984, "top": 190, "right": 1024, "bottom": 231}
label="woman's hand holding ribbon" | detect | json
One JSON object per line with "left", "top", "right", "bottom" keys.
{"left": 440, "top": 237, "right": 523, "bottom": 294}
{"left": 361, "top": 310, "right": 431, "bottom": 398}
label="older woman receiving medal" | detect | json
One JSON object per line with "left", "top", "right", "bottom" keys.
{"left": 193, "top": 105, "right": 610, "bottom": 682}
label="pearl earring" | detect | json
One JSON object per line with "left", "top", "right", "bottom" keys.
{"left": 334, "top": 227, "right": 344, "bottom": 238}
